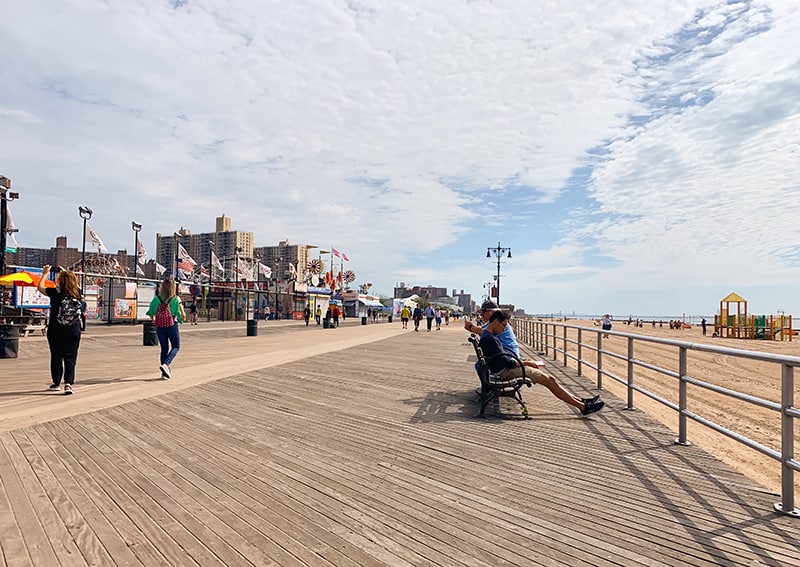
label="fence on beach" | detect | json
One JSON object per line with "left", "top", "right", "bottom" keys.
{"left": 511, "top": 318, "right": 800, "bottom": 519}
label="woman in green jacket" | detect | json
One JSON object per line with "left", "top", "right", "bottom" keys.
{"left": 146, "top": 277, "right": 185, "bottom": 379}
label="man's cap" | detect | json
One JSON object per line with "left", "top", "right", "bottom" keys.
{"left": 480, "top": 300, "right": 498, "bottom": 311}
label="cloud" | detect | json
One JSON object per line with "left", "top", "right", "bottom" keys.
{"left": 1, "top": 1, "right": 799, "bottom": 316}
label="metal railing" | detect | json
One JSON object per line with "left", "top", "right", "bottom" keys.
{"left": 512, "top": 319, "right": 800, "bottom": 518}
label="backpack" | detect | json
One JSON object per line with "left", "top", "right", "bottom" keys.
{"left": 154, "top": 297, "right": 175, "bottom": 328}
{"left": 57, "top": 297, "right": 83, "bottom": 327}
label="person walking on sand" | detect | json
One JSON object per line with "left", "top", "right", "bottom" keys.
{"left": 146, "top": 277, "right": 185, "bottom": 379}
{"left": 601, "top": 314, "right": 612, "bottom": 338}
{"left": 701, "top": 318, "right": 707, "bottom": 336}
{"left": 481, "top": 310, "right": 604, "bottom": 416}
{"left": 38, "top": 265, "right": 84, "bottom": 395}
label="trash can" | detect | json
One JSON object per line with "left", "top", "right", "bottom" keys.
{"left": 0, "top": 324, "right": 19, "bottom": 358}
{"left": 247, "top": 319, "right": 258, "bottom": 336}
{"left": 387, "top": 315, "right": 393, "bottom": 323}
{"left": 361, "top": 316, "right": 367, "bottom": 325}
{"left": 323, "top": 317, "right": 331, "bottom": 329}
{"left": 142, "top": 321, "right": 158, "bottom": 346}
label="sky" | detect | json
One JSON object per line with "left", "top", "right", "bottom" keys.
{"left": 2, "top": 0, "right": 799, "bottom": 318}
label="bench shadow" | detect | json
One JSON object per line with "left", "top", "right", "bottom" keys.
{"left": 404, "top": 389, "right": 575, "bottom": 423}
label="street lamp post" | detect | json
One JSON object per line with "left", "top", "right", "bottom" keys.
{"left": 486, "top": 241, "right": 511, "bottom": 307}
{"left": 254, "top": 255, "right": 261, "bottom": 320}
{"left": 78, "top": 206, "right": 93, "bottom": 294}
{"left": 274, "top": 257, "right": 282, "bottom": 319}
{"left": 207, "top": 240, "right": 214, "bottom": 322}
{"left": 234, "top": 246, "right": 243, "bottom": 321}
{"left": 131, "top": 221, "right": 142, "bottom": 325}
{"left": 0, "top": 176, "right": 18, "bottom": 279}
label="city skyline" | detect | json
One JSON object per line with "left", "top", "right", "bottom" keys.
{"left": 2, "top": 2, "right": 799, "bottom": 317}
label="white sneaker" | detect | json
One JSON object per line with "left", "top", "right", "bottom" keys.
{"left": 159, "top": 364, "right": 171, "bottom": 379}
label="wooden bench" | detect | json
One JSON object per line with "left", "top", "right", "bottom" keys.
{"left": 469, "top": 333, "right": 534, "bottom": 418}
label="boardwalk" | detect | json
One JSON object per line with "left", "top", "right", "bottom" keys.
{"left": 0, "top": 321, "right": 798, "bottom": 566}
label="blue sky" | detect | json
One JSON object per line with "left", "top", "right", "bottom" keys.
{"left": 2, "top": 1, "right": 799, "bottom": 317}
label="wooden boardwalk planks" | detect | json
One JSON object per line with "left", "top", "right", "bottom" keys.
{"left": 0, "top": 325, "right": 798, "bottom": 566}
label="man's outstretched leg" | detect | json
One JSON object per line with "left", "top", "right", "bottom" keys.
{"left": 501, "top": 366, "right": 604, "bottom": 416}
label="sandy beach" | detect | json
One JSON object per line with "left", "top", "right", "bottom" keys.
{"left": 533, "top": 318, "right": 800, "bottom": 496}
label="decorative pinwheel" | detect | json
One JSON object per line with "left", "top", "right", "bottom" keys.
{"left": 308, "top": 259, "right": 322, "bottom": 274}
{"left": 343, "top": 270, "right": 356, "bottom": 283}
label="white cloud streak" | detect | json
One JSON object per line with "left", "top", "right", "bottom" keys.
{"left": 1, "top": 1, "right": 798, "bottom": 316}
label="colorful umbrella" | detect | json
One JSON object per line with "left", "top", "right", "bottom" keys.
{"left": 0, "top": 271, "right": 56, "bottom": 288}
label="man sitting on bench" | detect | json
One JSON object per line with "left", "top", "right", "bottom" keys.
{"left": 480, "top": 310, "right": 605, "bottom": 416}
{"left": 464, "top": 300, "right": 520, "bottom": 355}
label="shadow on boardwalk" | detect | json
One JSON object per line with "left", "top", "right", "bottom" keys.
{"left": 0, "top": 325, "right": 797, "bottom": 566}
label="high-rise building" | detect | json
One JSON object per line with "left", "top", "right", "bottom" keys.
{"left": 254, "top": 240, "right": 315, "bottom": 283}
{"left": 216, "top": 214, "right": 231, "bottom": 233}
{"left": 156, "top": 217, "right": 253, "bottom": 278}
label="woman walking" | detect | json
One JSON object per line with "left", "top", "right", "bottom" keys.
{"left": 38, "top": 265, "right": 83, "bottom": 395}
{"left": 146, "top": 277, "right": 185, "bottom": 379}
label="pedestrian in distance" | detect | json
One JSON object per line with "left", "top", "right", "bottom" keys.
{"left": 188, "top": 300, "right": 198, "bottom": 325}
{"left": 146, "top": 277, "right": 185, "bottom": 379}
{"left": 412, "top": 306, "right": 423, "bottom": 332}
{"left": 435, "top": 308, "right": 442, "bottom": 330}
{"left": 315, "top": 305, "right": 322, "bottom": 325}
{"left": 400, "top": 305, "right": 410, "bottom": 329}
{"left": 701, "top": 318, "right": 707, "bottom": 336}
{"left": 480, "top": 310, "right": 604, "bottom": 416}
{"left": 304, "top": 305, "right": 311, "bottom": 326}
{"left": 332, "top": 304, "right": 340, "bottom": 327}
{"left": 38, "top": 265, "right": 84, "bottom": 395}
{"left": 601, "top": 314, "right": 612, "bottom": 339}
{"left": 424, "top": 304, "right": 435, "bottom": 332}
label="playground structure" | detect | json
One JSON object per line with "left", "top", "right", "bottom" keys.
{"left": 714, "top": 292, "right": 793, "bottom": 341}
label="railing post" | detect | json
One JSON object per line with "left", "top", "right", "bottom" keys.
{"left": 562, "top": 325, "right": 567, "bottom": 367}
{"left": 626, "top": 337, "right": 635, "bottom": 410}
{"left": 577, "top": 328, "right": 583, "bottom": 376}
{"left": 596, "top": 331, "right": 603, "bottom": 389}
{"left": 774, "top": 363, "right": 799, "bottom": 517}
{"left": 675, "top": 347, "right": 691, "bottom": 445}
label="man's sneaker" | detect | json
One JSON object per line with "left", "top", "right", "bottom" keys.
{"left": 159, "top": 364, "right": 171, "bottom": 379}
{"left": 64, "top": 385, "right": 73, "bottom": 395}
{"left": 48, "top": 384, "right": 60, "bottom": 391}
{"left": 581, "top": 397, "right": 604, "bottom": 416}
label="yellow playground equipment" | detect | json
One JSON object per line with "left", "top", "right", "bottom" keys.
{"left": 714, "top": 292, "right": 793, "bottom": 340}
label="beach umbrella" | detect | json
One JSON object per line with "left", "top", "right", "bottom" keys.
{"left": 0, "top": 271, "right": 56, "bottom": 288}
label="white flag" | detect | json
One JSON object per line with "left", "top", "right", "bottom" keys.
{"left": 288, "top": 262, "right": 297, "bottom": 279}
{"left": 85, "top": 223, "right": 108, "bottom": 252}
{"left": 242, "top": 259, "right": 254, "bottom": 281}
{"left": 136, "top": 264, "right": 145, "bottom": 276}
{"left": 258, "top": 262, "right": 272, "bottom": 279}
{"left": 211, "top": 251, "right": 224, "bottom": 274}
{"left": 155, "top": 262, "right": 166, "bottom": 275}
{"left": 137, "top": 237, "right": 147, "bottom": 264}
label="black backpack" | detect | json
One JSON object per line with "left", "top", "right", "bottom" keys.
{"left": 57, "top": 297, "right": 83, "bottom": 326}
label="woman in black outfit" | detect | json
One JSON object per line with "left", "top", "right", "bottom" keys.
{"left": 37, "top": 265, "right": 83, "bottom": 395}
